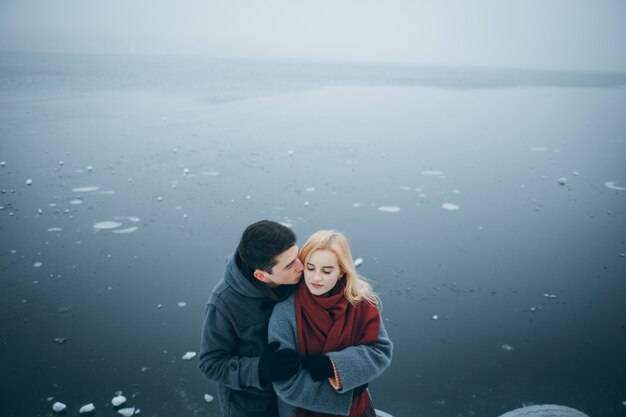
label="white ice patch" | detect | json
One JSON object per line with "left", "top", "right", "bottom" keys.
{"left": 178, "top": 301, "right": 187, "bottom": 307}
{"left": 501, "top": 344, "right": 514, "bottom": 351}
{"left": 93, "top": 221, "right": 122, "bottom": 230}
{"left": 204, "top": 394, "right": 214, "bottom": 404}
{"left": 421, "top": 170, "right": 443, "bottom": 176}
{"left": 604, "top": 181, "right": 626, "bottom": 191}
{"left": 26, "top": 179, "right": 33, "bottom": 185}
{"left": 378, "top": 206, "right": 400, "bottom": 213}
{"left": 48, "top": 227, "right": 63, "bottom": 232}
{"left": 182, "top": 352, "right": 197, "bottom": 360}
{"left": 117, "top": 407, "right": 135, "bottom": 417}
{"left": 79, "top": 403, "right": 95, "bottom": 414}
{"left": 557, "top": 177, "right": 567, "bottom": 186}
{"left": 116, "top": 216, "right": 140, "bottom": 223}
{"left": 73, "top": 186, "right": 100, "bottom": 193}
{"left": 52, "top": 402, "right": 67, "bottom": 412}
{"left": 70, "top": 199, "right": 83, "bottom": 205}
{"left": 112, "top": 395, "right": 127, "bottom": 406}
{"left": 354, "top": 258, "right": 364, "bottom": 267}
{"left": 305, "top": 187, "right": 316, "bottom": 192}
{"left": 442, "top": 203, "right": 460, "bottom": 211}
{"left": 33, "top": 262, "right": 43, "bottom": 268}
{"left": 112, "top": 226, "right": 138, "bottom": 234}
{"left": 352, "top": 203, "right": 362, "bottom": 208}
{"left": 201, "top": 171, "right": 220, "bottom": 176}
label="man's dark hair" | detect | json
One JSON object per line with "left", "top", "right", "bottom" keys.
{"left": 237, "top": 220, "right": 296, "bottom": 274}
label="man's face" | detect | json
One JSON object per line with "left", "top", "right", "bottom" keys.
{"left": 257, "top": 245, "right": 304, "bottom": 287}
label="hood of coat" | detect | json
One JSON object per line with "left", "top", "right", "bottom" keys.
{"left": 223, "top": 253, "right": 292, "bottom": 303}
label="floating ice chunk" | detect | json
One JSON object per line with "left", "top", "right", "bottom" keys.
{"left": 93, "top": 190, "right": 115, "bottom": 195}
{"left": 182, "top": 352, "right": 197, "bottom": 360}
{"left": 354, "top": 258, "right": 364, "bottom": 267}
{"left": 112, "top": 395, "right": 127, "bottom": 406}
{"left": 73, "top": 186, "right": 100, "bottom": 193}
{"left": 52, "top": 402, "right": 67, "bottom": 412}
{"left": 112, "top": 226, "right": 139, "bottom": 234}
{"left": 399, "top": 186, "right": 412, "bottom": 191}
{"left": 378, "top": 206, "right": 400, "bottom": 213}
{"left": 93, "top": 221, "right": 122, "bottom": 230}
{"left": 305, "top": 187, "right": 316, "bottom": 192}
{"left": 38, "top": 208, "right": 43, "bottom": 214}
{"left": 54, "top": 337, "right": 67, "bottom": 344}
{"left": 352, "top": 203, "right": 361, "bottom": 208}
{"left": 375, "top": 410, "right": 393, "bottom": 417}
{"left": 178, "top": 301, "right": 187, "bottom": 307}
{"left": 530, "top": 146, "right": 549, "bottom": 151}
{"left": 79, "top": 403, "right": 95, "bottom": 414}
{"left": 304, "top": 201, "right": 309, "bottom": 206}
{"left": 204, "top": 394, "right": 214, "bottom": 403}
{"left": 442, "top": 203, "right": 460, "bottom": 211}
{"left": 157, "top": 304, "right": 163, "bottom": 309}
{"left": 287, "top": 150, "right": 294, "bottom": 156}
{"left": 59, "top": 161, "right": 64, "bottom": 166}
{"left": 431, "top": 315, "right": 438, "bottom": 320}
{"left": 0, "top": 161, "right": 5, "bottom": 167}
{"left": 116, "top": 216, "right": 140, "bottom": 223}
{"left": 34, "top": 262, "right": 43, "bottom": 268}
{"left": 117, "top": 407, "right": 135, "bottom": 417}
{"left": 421, "top": 170, "right": 443, "bottom": 176}
{"left": 572, "top": 171, "right": 579, "bottom": 176}
{"left": 501, "top": 344, "right": 514, "bottom": 351}
{"left": 183, "top": 168, "right": 190, "bottom": 174}
{"left": 557, "top": 177, "right": 567, "bottom": 186}
{"left": 156, "top": 196, "right": 163, "bottom": 202}
{"left": 201, "top": 171, "right": 220, "bottom": 176}
{"left": 604, "top": 181, "right": 626, "bottom": 191}
{"left": 70, "top": 199, "right": 83, "bottom": 205}
{"left": 86, "top": 166, "right": 93, "bottom": 172}
{"left": 543, "top": 293, "right": 557, "bottom": 299}
{"left": 48, "top": 227, "right": 63, "bottom": 232}
{"left": 26, "top": 179, "right": 33, "bottom": 185}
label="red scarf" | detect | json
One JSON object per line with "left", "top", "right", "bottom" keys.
{"left": 295, "top": 279, "right": 380, "bottom": 417}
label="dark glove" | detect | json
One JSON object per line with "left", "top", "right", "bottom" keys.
{"left": 354, "top": 383, "right": 368, "bottom": 395}
{"left": 301, "top": 354, "right": 334, "bottom": 381}
{"left": 258, "top": 342, "right": 300, "bottom": 383}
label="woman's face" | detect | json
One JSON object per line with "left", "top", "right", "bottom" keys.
{"left": 304, "top": 249, "right": 343, "bottom": 296}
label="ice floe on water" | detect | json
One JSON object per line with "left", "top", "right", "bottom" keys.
{"left": 79, "top": 403, "right": 95, "bottom": 414}
{"left": 501, "top": 344, "right": 514, "bottom": 351}
{"left": 204, "top": 394, "right": 214, "bottom": 404}
{"left": 118, "top": 407, "right": 136, "bottom": 417}
{"left": 33, "top": 262, "right": 43, "bottom": 268}
{"left": 182, "top": 352, "right": 196, "bottom": 360}
{"left": 93, "top": 221, "right": 123, "bottom": 230}
{"left": 201, "top": 171, "right": 220, "bottom": 176}
{"left": 442, "top": 203, "right": 460, "bottom": 211}
{"left": 178, "top": 301, "right": 187, "bottom": 307}
{"left": 557, "top": 177, "right": 567, "bottom": 186}
{"left": 112, "top": 226, "right": 139, "bottom": 234}
{"left": 52, "top": 402, "right": 67, "bottom": 412}
{"left": 26, "top": 179, "right": 33, "bottom": 185}
{"left": 378, "top": 206, "right": 400, "bottom": 213}
{"left": 73, "top": 186, "right": 100, "bottom": 193}
{"left": 530, "top": 146, "right": 550, "bottom": 152}
{"left": 48, "top": 227, "right": 63, "bottom": 232}
{"left": 354, "top": 258, "right": 364, "bottom": 267}
{"left": 604, "top": 181, "right": 626, "bottom": 191}
{"left": 70, "top": 199, "right": 83, "bottom": 205}
{"left": 112, "top": 395, "right": 127, "bottom": 406}
{"left": 305, "top": 187, "right": 316, "bottom": 192}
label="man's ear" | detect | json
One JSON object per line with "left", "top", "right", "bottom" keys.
{"left": 253, "top": 269, "right": 270, "bottom": 283}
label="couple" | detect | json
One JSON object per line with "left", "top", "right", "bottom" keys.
{"left": 199, "top": 220, "right": 393, "bottom": 417}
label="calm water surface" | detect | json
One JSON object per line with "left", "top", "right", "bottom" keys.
{"left": 1, "top": 52, "right": 625, "bottom": 417}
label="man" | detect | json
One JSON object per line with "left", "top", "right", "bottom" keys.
{"left": 199, "top": 220, "right": 304, "bottom": 417}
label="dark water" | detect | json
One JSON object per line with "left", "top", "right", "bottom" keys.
{"left": 1, "top": 52, "right": 625, "bottom": 417}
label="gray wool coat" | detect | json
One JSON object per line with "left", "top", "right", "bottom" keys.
{"left": 198, "top": 254, "right": 293, "bottom": 417}
{"left": 269, "top": 292, "right": 393, "bottom": 417}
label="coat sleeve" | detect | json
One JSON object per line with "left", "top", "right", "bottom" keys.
{"left": 326, "top": 314, "right": 393, "bottom": 393}
{"left": 269, "top": 298, "right": 353, "bottom": 415}
{"left": 198, "top": 302, "right": 266, "bottom": 391}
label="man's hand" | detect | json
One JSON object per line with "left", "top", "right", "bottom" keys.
{"left": 258, "top": 342, "right": 300, "bottom": 383}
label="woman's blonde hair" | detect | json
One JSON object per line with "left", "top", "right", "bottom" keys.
{"left": 298, "top": 230, "right": 378, "bottom": 307}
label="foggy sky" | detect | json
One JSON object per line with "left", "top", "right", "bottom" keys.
{"left": 1, "top": 0, "right": 625, "bottom": 71}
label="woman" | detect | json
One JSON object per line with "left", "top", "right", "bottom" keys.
{"left": 269, "top": 230, "right": 392, "bottom": 417}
